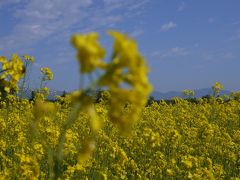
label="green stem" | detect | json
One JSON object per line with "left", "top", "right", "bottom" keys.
{"left": 19, "top": 62, "right": 29, "bottom": 98}
{"left": 53, "top": 102, "right": 82, "bottom": 179}
{"left": 52, "top": 79, "right": 99, "bottom": 179}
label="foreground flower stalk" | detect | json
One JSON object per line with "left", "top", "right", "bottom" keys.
{"left": 72, "top": 31, "right": 152, "bottom": 131}
{"left": 31, "top": 31, "right": 152, "bottom": 179}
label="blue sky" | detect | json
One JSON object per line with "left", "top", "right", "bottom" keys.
{"left": 0, "top": 0, "right": 240, "bottom": 92}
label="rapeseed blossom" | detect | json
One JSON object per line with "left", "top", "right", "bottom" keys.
{"left": 0, "top": 55, "right": 25, "bottom": 92}
{"left": 40, "top": 67, "right": 53, "bottom": 81}
{"left": 212, "top": 82, "right": 224, "bottom": 96}
{"left": 98, "top": 31, "right": 152, "bottom": 131}
{"left": 23, "top": 55, "right": 35, "bottom": 63}
{"left": 71, "top": 32, "right": 106, "bottom": 73}
{"left": 0, "top": 89, "right": 240, "bottom": 179}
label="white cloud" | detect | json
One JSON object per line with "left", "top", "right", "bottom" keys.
{"left": 0, "top": 0, "right": 150, "bottom": 54}
{"left": 0, "top": 0, "right": 93, "bottom": 52}
{"left": 160, "top": 21, "right": 177, "bottom": 32}
{"left": 178, "top": 2, "right": 186, "bottom": 11}
{"left": 103, "top": 0, "right": 149, "bottom": 14}
{"left": 128, "top": 0, "right": 149, "bottom": 11}
{"left": 152, "top": 47, "right": 189, "bottom": 59}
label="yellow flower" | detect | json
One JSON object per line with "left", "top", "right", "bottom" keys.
{"left": 23, "top": 54, "right": 35, "bottom": 63}
{"left": 166, "top": 169, "right": 174, "bottom": 176}
{"left": 40, "top": 67, "right": 53, "bottom": 80}
{"left": 71, "top": 32, "right": 106, "bottom": 73}
{"left": 0, "top": 54, "right": 25, "bottom": 92}
{"left": 4, "top": 86, "right": 10, "bottom": 93}
{"left": 181, "top": 159, "right": 192, "bottom": 169}
{"left": 33, "top": 100, "right": 55, "bottom": 119}
{"left": 212, "top": 82, "right": 224, "bottom": 96}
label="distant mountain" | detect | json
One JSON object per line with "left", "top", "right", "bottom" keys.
{"left": 18, "top": 88, "right": 232, "bottom": 101}
{"left": 151, "top": 88, "right": 232, "bottom": 100}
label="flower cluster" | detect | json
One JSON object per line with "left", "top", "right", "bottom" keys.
{"left": 71, "top": 32, "right": 106, "bottom": 73}
{"left": 182, "top": 89, "right": 195, "bottom": 99}
{"left": 23, "top": 55, "right": 35, "bottom": 63}
{"left": 212, "top": 82, "right": 224, "bottom": 96}
{"left": 0, "top": 55, "right": 25, "bottom": 92}
{"left": 40, "top": 67, "right": 53, "bottom": 81}
{"left": 72, "top": 31, "right": 152, "bottom": 131}
{"left": 102, "top": 31, "right": 152, "bottom": 131}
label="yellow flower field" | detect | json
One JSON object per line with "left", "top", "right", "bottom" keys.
{"left": 0, "top": 96, "right": 240, "bottom": 179}
{"left": 0, "top": 31, "right": 240, "bottom": 179}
